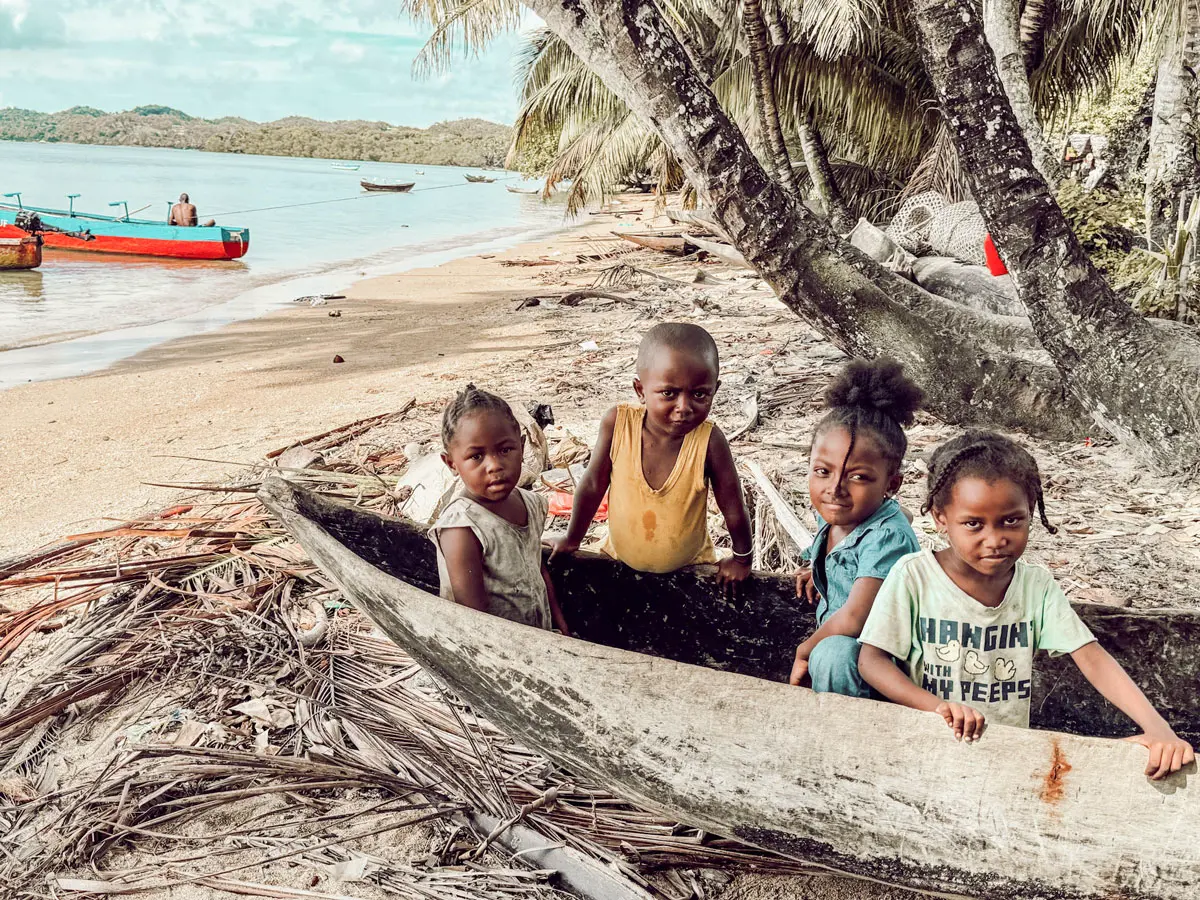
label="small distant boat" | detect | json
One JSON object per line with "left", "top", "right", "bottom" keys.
{"left": 613, "top": 231, "right": 697, "bottom": 255}
{"left": 331, "top": 163, "right": 361, "bottom": 171}
{"left": 506, "top": 185, "right": 541, "bottom": 195}
{"left": 0, "top": 235, "right": 41, "bottom": 270}
{"left": 464, "top": 175, "right": 495, "bottom": 184}
{"left": 0, "top": 201, "right": 249, "bottom": 260}
{"left": 415, "top": 170, "right": 426, "bottom": 175}
{"left": 360, "top": 180, "right": 415, "bottom": 193}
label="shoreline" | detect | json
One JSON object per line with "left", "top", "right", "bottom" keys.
{"left": 0, "top": 213, "right": 616, "bottom": 558}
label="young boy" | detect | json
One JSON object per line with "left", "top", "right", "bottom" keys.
{"left": 550, "top": 323, "right": 753, "bottom": 592}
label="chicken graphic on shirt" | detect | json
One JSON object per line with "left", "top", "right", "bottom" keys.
{"left": 993, "top": 657, "right": 1017, "bottom": 681}
{"left": 935, "top": 639, "right": 961, "bottom": 662}
{"left": 963, "top": 650, "right": 989, "bottom": 676}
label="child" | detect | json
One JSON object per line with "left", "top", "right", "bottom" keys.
{"left": 858, "top": 431, "right": 1195, "bottom": 780}
{"left": 550, "top": 323, "right": 752, "bottom": 591}
{"left": 789, "top": 358, "right": 923, "bottom": 697}
{"left": 431, "top": 384, "right": 570, "bottom": 634}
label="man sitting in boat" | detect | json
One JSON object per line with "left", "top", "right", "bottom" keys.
{"left": 169, "top": 193, "right": 198, "bottom": 227}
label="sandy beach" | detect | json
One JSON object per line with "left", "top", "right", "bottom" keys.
{"left": 0, "top": 219, "right": 609, "bottom": 559}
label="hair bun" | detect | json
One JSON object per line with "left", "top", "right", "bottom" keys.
{"left": 824, "top": 357, "right": 923, "bottom": 427}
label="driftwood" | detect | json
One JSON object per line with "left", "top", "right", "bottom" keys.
{"left": 261, "top": 479, "right": 1200, "bottom": 900}
{"left": 687, "top": 236, "right": 751, "bottom": 269}
{"left": 911, "top": 257, "right": 1026, "bottom": 317}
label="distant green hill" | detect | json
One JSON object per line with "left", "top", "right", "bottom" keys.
{"left": 0, "top": 106, "right": 513, "bottom": 167}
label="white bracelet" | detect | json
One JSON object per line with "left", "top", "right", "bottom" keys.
{"left": 731, "top": 549, "right": 753, "bottom": 559}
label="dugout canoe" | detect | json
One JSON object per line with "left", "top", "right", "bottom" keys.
{"left": 0, "top": 203, "right": 249, "bottom": 260}
{"left": 360, "top": 180, "right": 415, "bottom": 193}
{"left": 0, "top": 235, "right": 41, "bottom": 270}
{"left": 613, "top": 231, "right": 697, "bottom": 255}
{"left": 464, "top": 174, "right": 496, "bottom": 183}
{"left": 260, "top": 477, "right": 1200, "bottom": 900}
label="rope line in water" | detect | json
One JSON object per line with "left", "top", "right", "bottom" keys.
{"left": 209, "top": 173, "right": 523, "bottom": 218}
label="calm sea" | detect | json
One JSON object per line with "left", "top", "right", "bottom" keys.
{"left": 0, "top": 142, "right": 567, "bottom": 387}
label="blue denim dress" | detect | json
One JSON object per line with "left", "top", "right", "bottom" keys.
{"left": 803, "top": 498, "right": 919, "bottom": 696}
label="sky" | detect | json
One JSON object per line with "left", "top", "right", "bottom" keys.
{"left": 0, "top": 0, "right": 530, "bottom": 126}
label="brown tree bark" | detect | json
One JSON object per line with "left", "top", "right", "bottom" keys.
{"left": 525, "top": 0, "right": 1085, "bottom": 440}
{"left": 910, "top": 0, "right": 1200, "bottom": 470}
{"left": 982, "top": 0, "right": 1059, "bottom": 182}
{"left": 1145, "top": 1, "right": 1200, "bottom": 248}
{"left": 743, "top": 0, "right": 800, "bottom": 198}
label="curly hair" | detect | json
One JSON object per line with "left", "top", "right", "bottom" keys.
{"left": 441, "top": 383, "right": 520, "bottom": 450}
{"left": 813, "top": 357, "right": 924, "bottom": 472}
{"left": 921, "top": 430, "right": 1056, "bottom": 532}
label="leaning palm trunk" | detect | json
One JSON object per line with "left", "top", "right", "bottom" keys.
{"left": 743, "top": 0, "right": 799, "bottom": 197}
{"left": 797, "top": 111, "right": 853, "bottom": 231}
{"left": 982, "top": 0, "right": 1058, "bottom": 182}
{"left": 525, "top": 0, "right": 1085, "bottom": 439}
{"left": 1145, "top": 1, "right": 1200, "bottom": 248}
{"left": 912, "top": 0, "right": 1200, "bottom": 471}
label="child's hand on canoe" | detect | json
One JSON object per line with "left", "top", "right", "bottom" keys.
{"left": 546, "top": 536, "right": 580, "bottom": 562}
{"left": 716, "top": 556, "right": 751, "bottom": 597}
{"left": 1125, "top": 731, "right": 1196, "bottom": 780}
{"left": 936, "top": 702, "right": 986, "bottom": 742}
{"left": 795, "top": 567, "right": 819, "bottom": 604}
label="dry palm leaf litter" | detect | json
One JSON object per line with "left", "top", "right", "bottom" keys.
{"left": 3, "top": 235, "right": 1200, "bottom": 900}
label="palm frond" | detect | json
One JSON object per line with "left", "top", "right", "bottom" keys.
{"left": 780, "top": 0, "right": 884, "bottom": 58}
{"left": 404, "top": 0, "right": 525, "bottom": 76}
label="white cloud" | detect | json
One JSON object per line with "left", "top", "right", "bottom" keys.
{"left": 329, "top": 38, "right": 366, "bottom": 63}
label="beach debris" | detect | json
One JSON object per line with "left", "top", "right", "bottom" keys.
{"left": 527, "top": 402, "right": 554, "bottom": 429}
{"left": 293, "top": 293, "right": 345, "bottom": 306}
{"left": 516, "top": 297, "right": 540, "bottom": 309}
{"left": 278, "top": 446, "right": 327, "bottom": 471}
{"left": 332, "top": 354, "right": 345, "bottom": 363}
{"left": 396, "top": 451, "right": 459, "bottom": 524}
{"left": 579, "top": 340, "right": 600, "bottom": 352}
{"left": 328, "top": 309, "right": 342, "bottom": 318}
{"left": 500, "top": 258, "right": 560, "bottom": 267}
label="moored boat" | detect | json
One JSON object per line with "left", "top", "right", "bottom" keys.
{"left": 261, "top": 478, "right": 1200, "bottom": 900}
{"left": 331, "top": 162, "right": 361, "bottom": 171}
{"left": 506, "top": 185, "right": 541, "bottom": 194}
{"left": 464, "top": 174, "right": 496, "bottom": 183}
{"left": 360, "top": 180, "right": 416, "bottom": 193}
{"left": 0, "top": 235, "right": 42, "bottom": 270}
{"left": 0, "top": 203, "right": 249, "bottom": 260}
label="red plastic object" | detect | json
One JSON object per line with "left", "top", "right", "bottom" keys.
{"left": 548, "top": 490, "right": 608, "bottom": 521}
{"left": 983, "top": 234, "right": 1008, "bottom": 276}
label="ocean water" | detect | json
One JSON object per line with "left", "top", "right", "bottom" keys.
{"left": 0, "top": 142, "right": 566, "bottom": 384}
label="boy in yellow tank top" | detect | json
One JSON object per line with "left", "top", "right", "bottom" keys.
{"left": 550, "top": 323, "right": 753, "bottom": 592}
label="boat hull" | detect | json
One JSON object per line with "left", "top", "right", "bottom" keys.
{"left": 614, "top": 231, "right": 696, "bottom": 255}
{"left": 260, "top": 479, "right": 1200, "bottom": 900}
{"left": 0, "top": 236, "right": 41, "bottom": 270}
{"left": 360, "top": 181, "right": 415, "bottom": 193}
{"left": 0, "top": 206, "right": 249, "bottom": 260}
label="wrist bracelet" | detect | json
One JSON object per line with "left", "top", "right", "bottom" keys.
{"left": 731, "top": 549, "right": 753, "bottom": 559}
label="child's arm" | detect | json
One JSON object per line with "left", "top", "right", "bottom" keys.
{"left": 790, "top": 576, "right": 883, "bottom": 683}
{"left": 1071, "top": 641, "right": 1195, "bottom": 779}
{"left": 706, "top": 426, "right": 753, "bottom": 593}
{"left": 548, "top": 408, "right": 617, "bottom": 559}
{"left": 435, "top": 527, "right": 490, "bottom": 613}
{"left": 859, "top": 645, "right": 987, "bottom": 742}
{"left": 542, "top": 562, "right": 571, "bottom": 635}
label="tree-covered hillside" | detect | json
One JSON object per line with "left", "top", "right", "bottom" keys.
{"left": 0, "top": 106, "right": 512, "bottom": 167}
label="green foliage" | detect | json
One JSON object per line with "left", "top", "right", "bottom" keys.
{"left": 1056, "top": 180, "right": 1142, "bottom": 275}
{"left": 1116, "top": 196, "right": 1200, "bottom": 320}
{"left": 0, "top": 107, "right": 512, "bottom": 168}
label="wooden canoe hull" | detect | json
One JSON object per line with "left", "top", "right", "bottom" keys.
{"left": 0, "top": 236, "right": 41, "bottom": 270}
{"left": 260, "top": 479, "right": 1200, "bottom": 900}
{"left": 613, "top": 231, "right": 697, "bottom": 255}
{"left": 360, "top": 181, "right": 415, "bottom": 192}
{"left": 465, "top": 175, "right": 496, "bottom": 183}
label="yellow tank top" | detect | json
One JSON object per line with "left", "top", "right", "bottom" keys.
{"left": 601, "top": 404, "right": 716, "bottom": 572}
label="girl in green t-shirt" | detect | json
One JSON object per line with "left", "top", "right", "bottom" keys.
{"left": 859, "top": 431, "right": 1194, "bottom": 781}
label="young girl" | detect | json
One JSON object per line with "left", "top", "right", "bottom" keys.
{"left": 789, "top": 358, "right": 923, "bottom": 697}
{"left": 431, "top": 385, "right": 570, "bottom": 634}
{"left": 858, "top": 431, "right": 1195, "bottom": 780}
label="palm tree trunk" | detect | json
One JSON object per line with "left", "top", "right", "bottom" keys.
{"left": 911, "top": 0, "right": 1200, "bottom": 470}
{"left": 797, "top": 112, "right": 854, "bottom": 231}
{"left": 1018, "top": 0, "right": 1049, "bottom": 72}
{"left": 743, "top": 0, "right": 799, "bottom": 197}
{"left": 982, "top": 0, "right": 1058, "bottom": 182}
{"left": 526, "top": 0, "right": 1086, "bottom": 447}
{"left": 1146, "top": 2, "right": 1200, "bottom": 248}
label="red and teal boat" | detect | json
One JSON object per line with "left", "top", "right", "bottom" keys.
{"left": 0, "top": 195, "right": 249, "bottom": 260}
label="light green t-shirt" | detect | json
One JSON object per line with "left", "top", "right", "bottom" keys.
{"left": 859, "top": 549, "right": 1095, "bottom": 727}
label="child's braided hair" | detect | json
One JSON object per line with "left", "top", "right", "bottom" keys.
{"left": 814, "top": 357, "right": 924, "bottom": 473}
{"left": 922, "top": 431, "right": 1057, "bottom": 533}
{"left": 441, "top": 384, "right": 520, "bottom": 450}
